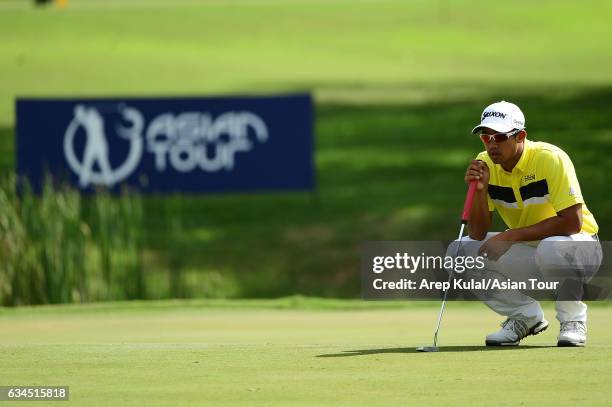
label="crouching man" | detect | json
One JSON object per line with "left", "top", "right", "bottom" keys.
{"left": 458, "top": 101, "right": 602, "bottom": 347}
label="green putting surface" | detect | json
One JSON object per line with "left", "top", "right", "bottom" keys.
{"left": 1, "top": 300, "right": 611, "bottom": 405}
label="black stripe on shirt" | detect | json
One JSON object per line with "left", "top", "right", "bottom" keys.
{"left": 488, "top": 184, "right": 516, "bottom": 204}
{"left": 519, "top": 179, "right": 549, "bottom": 201}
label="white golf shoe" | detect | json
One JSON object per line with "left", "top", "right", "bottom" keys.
{"left": 557, "top": 321, "right": 587, "bottom": 347}
{"left": 485, "top": 318, "right": 549, "bottom": 346}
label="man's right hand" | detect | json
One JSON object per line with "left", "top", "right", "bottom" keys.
{"left": 465, "top": 160, "right": 489, "bottom": 191}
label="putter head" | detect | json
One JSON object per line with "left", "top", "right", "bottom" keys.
{"left": 416, "top": 346, "right": 439, "bottom": 352}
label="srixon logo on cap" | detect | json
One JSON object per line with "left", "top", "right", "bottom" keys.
{"left": 482, "top": 111, "right": 507, "bottom": 120}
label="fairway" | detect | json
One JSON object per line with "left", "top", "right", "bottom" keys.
{"left": 1, "top": 300, "right": 611, "bottom": 406}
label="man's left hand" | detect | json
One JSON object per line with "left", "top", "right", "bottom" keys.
{"left": 478, "top": 230, "right": 517, "bottom": 261}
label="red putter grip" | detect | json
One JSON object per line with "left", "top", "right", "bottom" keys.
{"left": 461, "top": 180, "right": 478, "bottom": 223}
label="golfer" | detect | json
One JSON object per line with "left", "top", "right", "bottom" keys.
{"left": 460, "top": 101, "right": 601, "bottom": 347}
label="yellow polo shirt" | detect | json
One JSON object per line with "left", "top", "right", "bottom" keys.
{"left": 476, "top": 140, "right": 598, "bottom": 235}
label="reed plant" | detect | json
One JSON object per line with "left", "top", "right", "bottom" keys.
{"left": 0, "top": 175, "right": 145, "bottom": 305}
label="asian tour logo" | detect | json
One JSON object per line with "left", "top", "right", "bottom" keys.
{"left": 64, "top": 104, "right": 143, "bottom": 187}
{"left": 63, "top": 104, "right": 269, "bottom": 187}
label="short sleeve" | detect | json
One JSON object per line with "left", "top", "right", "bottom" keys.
{"left": 543, "top": 150, "right": 584, "bottom": 212}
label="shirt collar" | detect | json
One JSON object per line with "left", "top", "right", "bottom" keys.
{"left": 513, "top": 139, "right": 531, "bottom": 173}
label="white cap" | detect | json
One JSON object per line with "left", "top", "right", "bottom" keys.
{"left": 471, "top": 101, "right": 525, "bottom": 134}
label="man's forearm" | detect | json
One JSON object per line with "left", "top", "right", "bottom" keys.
{"left": 505, "top": 212, "right": 582, "bottom": 242}
{"left": 467, "top": 189, "right": 491, "bottom": 240}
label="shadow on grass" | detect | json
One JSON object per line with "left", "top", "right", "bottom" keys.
{"left": 317, "top": 345, "right": 557, "bottom": 357}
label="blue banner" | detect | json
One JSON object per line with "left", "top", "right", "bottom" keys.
{"left": 16, "top": 94, "right": 314, "bottom": 193}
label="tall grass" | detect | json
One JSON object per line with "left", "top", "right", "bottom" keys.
{"left": 88, "top": 189, "right": 144, "bottom": 300}
{"left": 0, "top": 175, "right": 144, "bottom": 305}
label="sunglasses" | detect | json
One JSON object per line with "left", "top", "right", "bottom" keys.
{"left": 479, "top": 129, "right": 522, "bottom": 144}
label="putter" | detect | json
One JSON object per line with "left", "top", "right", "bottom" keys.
{"left": 417, "top": 180, "right": 478, "bottom": 352}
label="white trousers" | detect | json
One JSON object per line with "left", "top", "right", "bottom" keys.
{"left": 447, "top": 232, "right": 602, "bottom": 324}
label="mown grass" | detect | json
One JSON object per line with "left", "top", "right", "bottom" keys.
{"left": 2, "top": 0, "right": 612, "bottom": 124}
{"left": 0, "top": 299, "right": 611, "bottom": 406}
{"left": 1, "top": 1, "right": 611, "bottom": 300}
